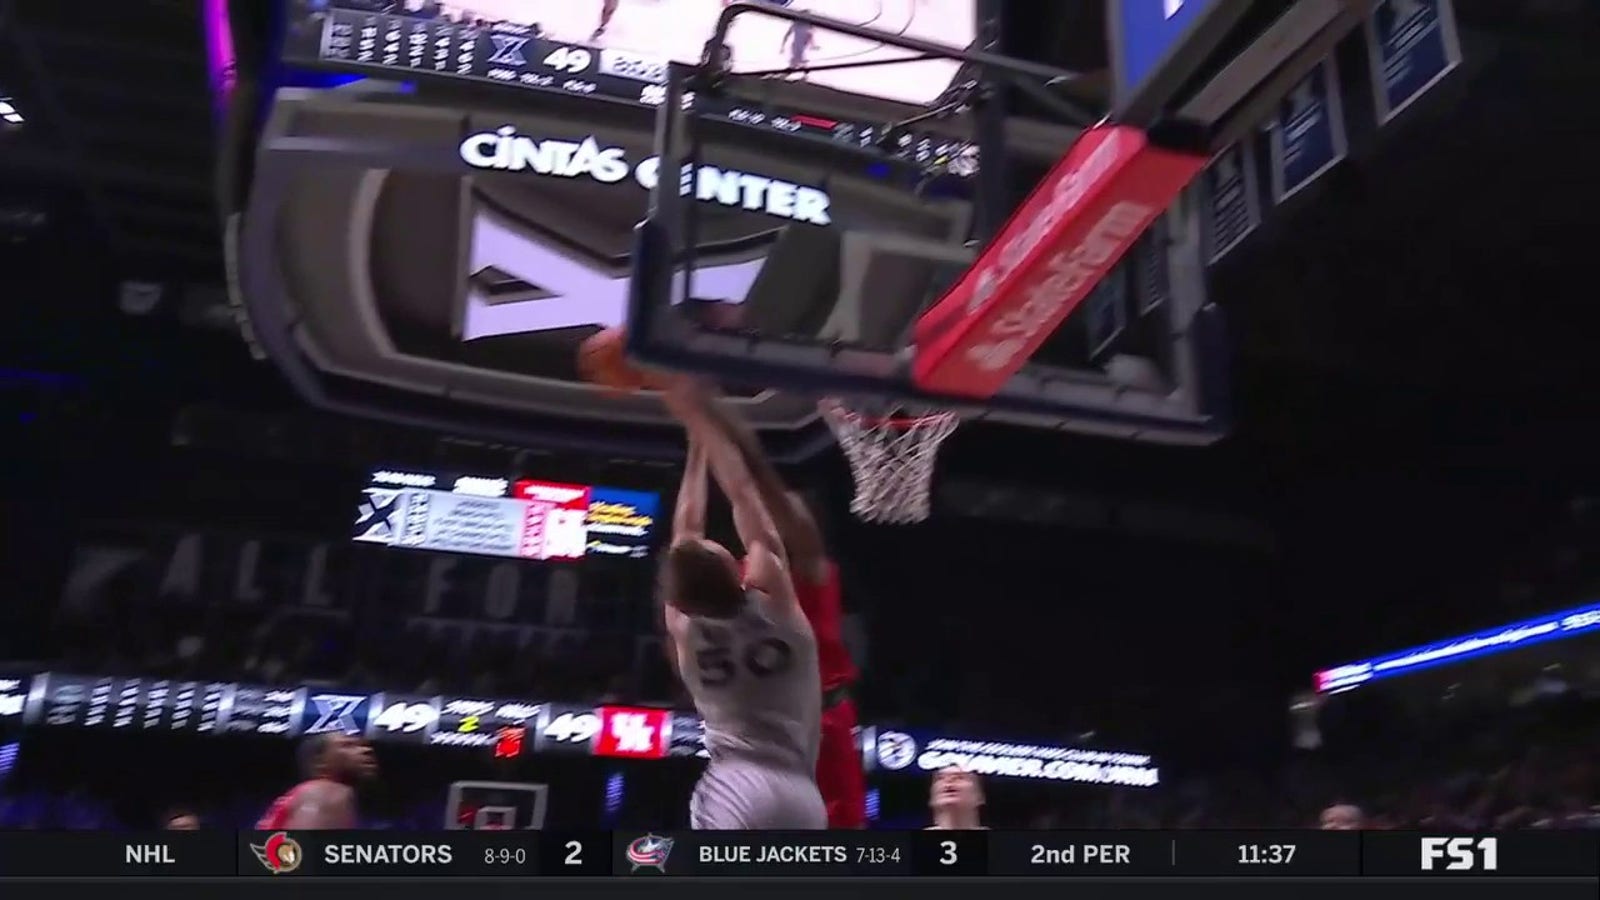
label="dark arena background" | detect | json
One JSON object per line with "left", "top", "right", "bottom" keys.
{"left": 2, "top": 1, "right": 1600, "bottom": 898}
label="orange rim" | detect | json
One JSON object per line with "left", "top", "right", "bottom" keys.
{"left": 818, "top": 397, "right": 956, "bottom": 430}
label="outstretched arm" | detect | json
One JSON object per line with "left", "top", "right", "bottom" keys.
{"left": 672, "top": 439, "right": 709, "bottom": 540}
{"left": 661, "top": 382, "right": 789, "bottom": 589}
{"left": 660, "top": 439, "right": 709, "bottom": 668}
{"left": 693, "top": 390, "right": 829, "bottom": 582}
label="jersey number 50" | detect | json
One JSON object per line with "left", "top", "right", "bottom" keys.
{"left": 697, "top": 638, "right": 793, "bottom": 686}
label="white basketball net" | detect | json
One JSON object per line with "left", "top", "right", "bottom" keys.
{"left": 819, "top": 399, "right": 959, "bottom": 524}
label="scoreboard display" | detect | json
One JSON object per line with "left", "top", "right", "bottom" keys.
{"left": 364, "top": 694, "right": 544, "bottom": 748}
{"left": 281, "top": 0, "right": 974, "bottom": 106}
{"left": 352, "top": 469, "right": 659, "bottom": 562}
{"left": 30, "top": 676, "right": 282, "bottom": 736}
{"left": 11, "top": 671, "right": 1161, "bottom": 789}
{"left": 287, "top": 7, "right": 682, "bottom": 105}
{"left": 278, "top": 0, "right": 979, "bottom": 174}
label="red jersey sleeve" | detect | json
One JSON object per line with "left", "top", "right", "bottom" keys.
{"left": 793, "top": 561, "right": 857, "bottom": 691}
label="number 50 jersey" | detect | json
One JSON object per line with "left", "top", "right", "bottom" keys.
{"left": 676, "top": 591, "right": 821, "bottom": 773}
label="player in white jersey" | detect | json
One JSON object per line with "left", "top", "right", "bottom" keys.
{"left": 658, "top": 379, "right": 827, "bottom": 830}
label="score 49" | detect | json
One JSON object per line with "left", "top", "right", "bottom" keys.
{"left": 371, "top": 701, "right": 438, "bottom": 734}
{"left": 541, "top": 46, "right": 593, "bottom": 74}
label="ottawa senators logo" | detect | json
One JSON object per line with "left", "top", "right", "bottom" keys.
{"left": 250, "top": 831, "right": 303, "bottom": 874}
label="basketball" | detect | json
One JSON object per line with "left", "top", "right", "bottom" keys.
{"left": 577, "top": 328, "right": 651, "bottom": 393}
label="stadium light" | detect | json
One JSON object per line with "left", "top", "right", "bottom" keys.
{"left": 0, "top": 98, "right": 22, "bottom": 125}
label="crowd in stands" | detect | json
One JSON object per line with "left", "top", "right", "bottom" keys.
{"left": 7, "top": 519, "right": 1599, "bottom": 833}
{"left": 31, "top": 551, "right": 675, "bottom": 708}
{"left": 1018, "top": 693, "right": 1600, "bottom": 831}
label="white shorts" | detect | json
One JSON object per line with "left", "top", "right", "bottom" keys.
{"left": 690, "top": 759, "right": 827, "bottom": 830}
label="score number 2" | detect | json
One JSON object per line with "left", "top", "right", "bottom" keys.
{"left": 545, "top": 835, "right": 603, "bottom": 875}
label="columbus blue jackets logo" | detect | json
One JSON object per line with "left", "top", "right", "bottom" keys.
{"left": 625, "top": 834, "right": 674, "bottom": 873}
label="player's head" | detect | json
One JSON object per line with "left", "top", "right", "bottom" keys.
{"left": 660, "top": 537, "right": 745, "bottom": 618}
{"left": 1318, "top": 803, "right": 1363, "bottom": 830}
{"left": 163, "top": 808, "right": 201, "bottom": 830}
{"left": 930, "top": 766, "right": 983, "bottom": 814}
{"left": 300, "top": 732, "right": 377, "bottom": 783}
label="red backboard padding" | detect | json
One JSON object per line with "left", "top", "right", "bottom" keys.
{"left": 912, "top": 125, "right": 1205, "bottom": 399}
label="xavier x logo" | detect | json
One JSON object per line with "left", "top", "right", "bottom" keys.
{"left": 489, "top": 35, "right": 529, "bottom": 66}
{"left": 460, "top": 207, "right": 769, "bottom": 341}
{"left": 352, "top": 488, "right": 401, "bottom": 543}
{"left": 307, "top": 694, "right": 366, "bottom": 734}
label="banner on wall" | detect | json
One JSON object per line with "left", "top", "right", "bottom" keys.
{"left": 1201, "top": 140, "right": 1261, "bottom": 265}
{"left": 1268, "top": 58, "right": 1348, "bottom": 204}
{"left": 59, "top": 525, "right": 603, "bottom": 630}
{"left": 863, "top": 728, "right": 1160, "bottom": 787}
{"left": 1364, "top": 0, "right": 1463, "bottom": 125}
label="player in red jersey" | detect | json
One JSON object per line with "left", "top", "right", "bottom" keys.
{"left": 682, "top": 383, "right": 866, "bottom": 828}
{"left": 257, "top": 733, "right": 377, "bottom": 829}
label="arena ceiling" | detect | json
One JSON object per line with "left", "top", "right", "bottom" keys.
{"left": 4, "top": 1, "right": 1597, "bottom": 681}
{"left": 4, "top": 0, "right": 1600, "bottom": 466}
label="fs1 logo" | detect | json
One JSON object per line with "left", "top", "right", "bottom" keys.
{"left": 1421, "top": 837, "right": 1498, "bottom": 872}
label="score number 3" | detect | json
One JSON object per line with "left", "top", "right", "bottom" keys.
{"left": 940, "top": 840, "right": 958, "bottom": 865}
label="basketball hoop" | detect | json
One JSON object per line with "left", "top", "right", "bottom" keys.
{"left": 819, "top": 398, "right": 959, "bottom": 524}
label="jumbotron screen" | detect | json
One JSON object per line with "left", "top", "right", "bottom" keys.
{"left": 281, "top": 0, "right": 976, "bottom": 108}
{"left": 352, "top": 469, "right": 659, "bottom": 560}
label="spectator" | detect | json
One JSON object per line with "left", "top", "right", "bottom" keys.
{"left": 163, "top": 808, "right": 201, "bottom": 830}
